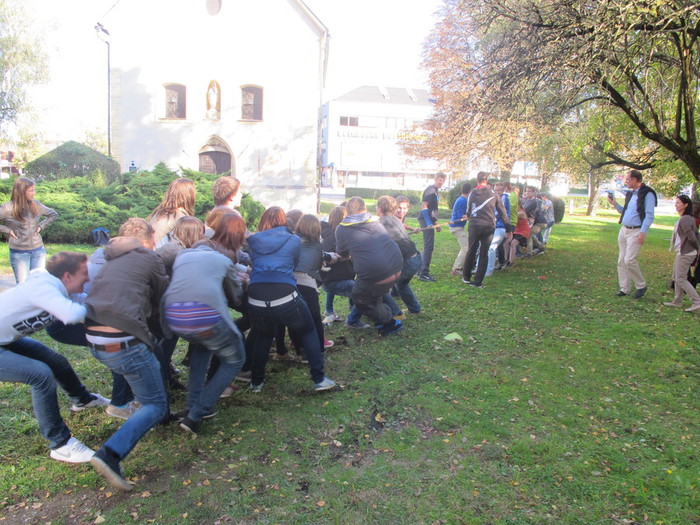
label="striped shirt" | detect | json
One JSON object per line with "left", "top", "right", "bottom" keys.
{"left": 165, "top": 301, "right": 221, "bottom": 331}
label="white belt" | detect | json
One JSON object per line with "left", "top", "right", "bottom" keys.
{"left": 248, "top": 291, "right": 298, "bottom": 308}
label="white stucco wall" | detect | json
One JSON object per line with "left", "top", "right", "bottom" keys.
{"left": 104, "top": 0, "right": 324, "bottom": 211}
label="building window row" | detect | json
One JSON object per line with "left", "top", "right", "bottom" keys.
{"left": 339, "top": 116, "right": 358, "bottom": 127}
{"left": 162, "top": 82, "right": 263, "bottom": 121}
{"left": 338, "top": 115, "right": 417, "bottom": 129}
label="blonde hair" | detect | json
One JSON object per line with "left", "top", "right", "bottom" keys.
{"left": 172, "top": 216, "right": 205, "bottom": 248}
{"left": 376, "top": 195, "right": 397, "bottom": 215}
{"left": 119, "top": 218, "right": 155, "bottom": 244}
{"left": 150, "top": 178, "right": 196, "bottom": 219}
{"left": 345, "top": 197, "right": 366, "bottom": 215}
{"left": 295, "top": 214, "right": 321, "bottom": 242}
{"left": 10, "top": 177, "right": 38, "bottom": 219}
{"left": 212, "top": 176, "right": 240, "bottom": 206}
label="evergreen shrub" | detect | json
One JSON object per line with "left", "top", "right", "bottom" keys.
{"left": 24, "top": 141, "right": 121, "bottom": 183}
{"left": 0, "top": 164, "right": 265, "bottom": 243}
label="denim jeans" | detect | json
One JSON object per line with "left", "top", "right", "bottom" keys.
{"left": 324, "top": 292, "right": 335, "bottom": 314}
{"left": 172, "top": 319, "right": 245, "bottom": 422}
{"left": 7, "top": 336, "right": 93, "bottom": 406}
{"left": 486, "top": 227, "right": 507, "bottom": 274}
{"left": 542, "top": 223, "right": 553, "bottom": 244}
{"left": 395, "top": 253, "right": 421, "bottom": 313}
{"left": 1, "top": 342, "right": 72, "bottom": 449}
{"left": 90, "top": 343, "right": 168, "bottom": 460}
{"left": 527, "top": 223, "right": 546, "bottom": 253}
{"left": 323, "top": 279, "right": 361, "bottom": 324}
{"left": 248, "top": 294, "right": 326, "bottom": 384}
{"left": 10, "top": 246, "right": 46, "bottom": 284}
{"left": 46, "top": 321, "right": 133, "bottom": 406}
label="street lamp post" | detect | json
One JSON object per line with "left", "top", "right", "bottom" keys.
{"left": 95, "top": 23, "right": 111, "bottom": 157}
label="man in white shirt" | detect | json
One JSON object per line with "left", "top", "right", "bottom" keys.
{"left": 0, "top": 252, "right": 108, "bottom": 463}
{"left": 608, "top": 170, "right": 657, "bottom": 299}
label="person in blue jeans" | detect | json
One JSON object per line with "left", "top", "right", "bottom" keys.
{"left": 162, "top": 218, "right": 247, "bottom": 434}
{"left": 320, "top": 206, "right": 364, "bottom": 328}
{"left": 246, "top": 207, "right": 336, "bottom": 392}
{"left": 335, "top": 197, "right": 405, "bottom": 335}
{"left": 486, "top": 182, "right": 510, "bottom": 276}
{"left": 0, "top": 177, "right": 58, "bottom": 283}
{"left": 376, "top": 195, "right": 422, "bottom": 316}
{"left": 0, "top": 251, "right": 108, "bottom": 463}
{"left": 46, "top": 229, "right": 137, "bottom": 421}
{"left": 85, "top": 218, "right": 170, "bottom": 491}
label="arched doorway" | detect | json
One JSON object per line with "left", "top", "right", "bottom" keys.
{"left": 198, "top": 136, "right": 234, "bottom": 175}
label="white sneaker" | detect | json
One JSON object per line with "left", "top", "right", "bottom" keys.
{"left": 322, "top": 312, "right": 343, "bottom": 325}
{"left": 106, "top": 401, "right": 140, "bottom": 420}
{"left": 71, "top": 393, "right": 110, "bottom": 412}
{"left": 50, "top": 437, "right": 94, "bottom": 463}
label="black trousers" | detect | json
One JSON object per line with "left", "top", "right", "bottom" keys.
{"left": 462, "top": 224, "right": 494, "bottom": 286}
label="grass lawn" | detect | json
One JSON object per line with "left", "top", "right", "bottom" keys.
{"left": 0, "top": 212, "right": 698, "bottom": 524}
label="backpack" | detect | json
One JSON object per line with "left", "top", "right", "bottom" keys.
{"left": 91, "top": 227, "right": 110, "bottom": 247}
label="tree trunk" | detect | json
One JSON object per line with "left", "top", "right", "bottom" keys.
{"left": 586, "top": 170, "right": 600, "bottom": 217}
{"left": 540, "top": 171, "right": 551, "bottom": 191}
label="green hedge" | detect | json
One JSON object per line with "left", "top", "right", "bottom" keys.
{"left": 562, "top": 195, "right": 617, "bottom": 210}
{"left": 343, "top": 187, "right": 424, "bottom": 205}
{"left": 0, "top": 164, "right": 265, "bottom": 244}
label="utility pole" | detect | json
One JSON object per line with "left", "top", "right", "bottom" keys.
{"left": 95, "top": 23, "right": 111, "bottom": 157}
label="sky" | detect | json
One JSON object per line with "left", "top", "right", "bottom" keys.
{"left": 22, "top": 0, "right": 443, "bottom": 146}
{"left": 303, "top": 0, "right": 442, "bottom": 99}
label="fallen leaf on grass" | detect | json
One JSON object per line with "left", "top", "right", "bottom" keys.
{"left": 444, "top": 332, "right": 463, "bottom": 341}
{"left": 317, "top": 501, "right": 326, "bottom": 507}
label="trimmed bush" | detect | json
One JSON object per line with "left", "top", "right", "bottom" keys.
{"left": 344, "top": 187, "right": 423, "bottom": 205}
{"left": 447, "top": 179, "right": 476, "bottom": 209}
{"left": 551, "top": 196, "right": 566, "bottom": 223}
{"left": 24, "top": 141, "right": 121, "bottom": 183}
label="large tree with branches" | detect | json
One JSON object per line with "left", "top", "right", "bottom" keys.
{"left": 0, "top": 0, "right": 46, "bottom": 141}
{"left": 416, "top": 0, "right": 700, "bottom": 190}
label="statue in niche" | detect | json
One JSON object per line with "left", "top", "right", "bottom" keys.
{"left": 206, "top": 80, "right": 220, "bottom": 119}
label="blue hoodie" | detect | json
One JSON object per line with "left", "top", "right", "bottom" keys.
{"left": 247, "top": 226, "right": 300, "bottom": 287}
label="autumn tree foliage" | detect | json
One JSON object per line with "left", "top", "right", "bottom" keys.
{"left": 414, "top": 0, "right": 700, "bottom": 189}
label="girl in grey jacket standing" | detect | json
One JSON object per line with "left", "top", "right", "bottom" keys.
{"left": 0, "top": 177, "right": 58, "bottom": 283}
{"left": 664, "top": 194, "right": 700, "bottom": 312}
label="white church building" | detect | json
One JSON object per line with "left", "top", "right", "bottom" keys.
{"left": 104, "top": 0, "right": 328, "bottom": 210}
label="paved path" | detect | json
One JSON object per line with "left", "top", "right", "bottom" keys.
{"left": 0, "top": 273, "right": 15, "bottom": 293}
